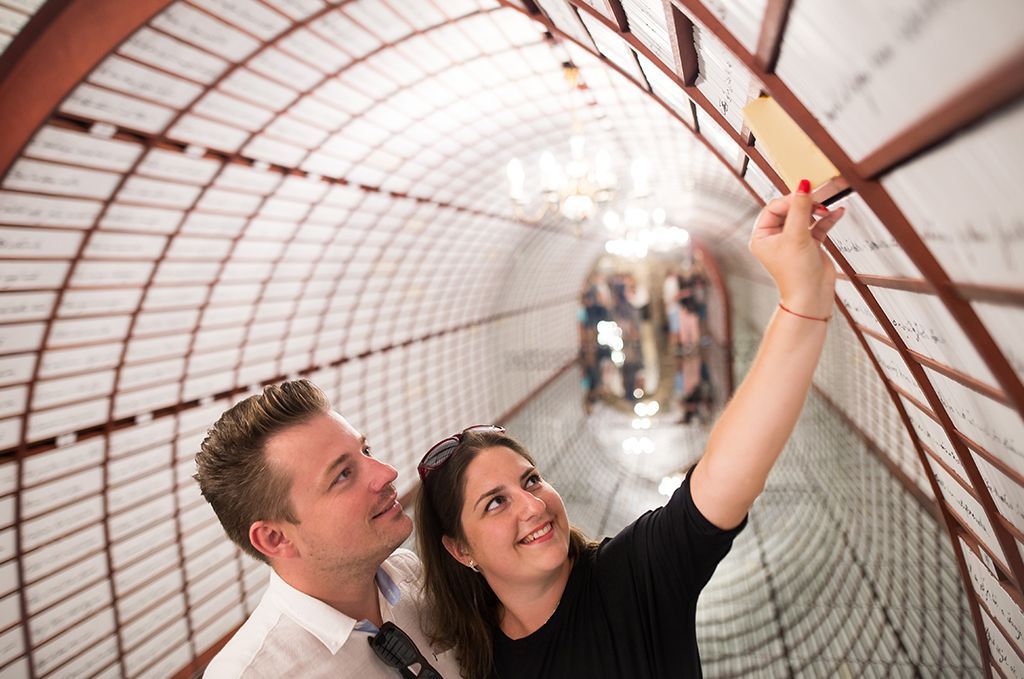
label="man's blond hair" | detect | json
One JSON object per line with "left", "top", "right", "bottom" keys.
{"left": 194, "top": 380, "right": 330, "bottom": 562}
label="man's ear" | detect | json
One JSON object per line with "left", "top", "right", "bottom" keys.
{"left": 250, "top": 521, "right": 298, "bottom": 561}
{"left": 441, "top": 535, "right": 473, "bottom": 568}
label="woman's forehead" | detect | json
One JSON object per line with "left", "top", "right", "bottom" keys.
{"left": 464, "top": 446, "right": 531, "bottom": 481}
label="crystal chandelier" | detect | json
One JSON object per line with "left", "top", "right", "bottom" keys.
{"left": 506, "top": 130, "right": 617, "bottom": 223}
{"left": 505, "top": 65, "right": 620, "bottom": 226}
{"left": 602, "top": 206, "right": 692, "bottom": 258}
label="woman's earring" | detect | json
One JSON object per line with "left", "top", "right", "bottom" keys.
{"left": 468, "top": 559, "right": 481, "bottom": 573}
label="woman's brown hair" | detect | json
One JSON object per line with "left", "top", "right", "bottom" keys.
{"left": 415, "top": 429, "right": 595, "bottom": 679}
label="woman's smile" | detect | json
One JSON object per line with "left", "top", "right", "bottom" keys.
{"left": 519, "top": 521, "right": 554, "bottom": 545}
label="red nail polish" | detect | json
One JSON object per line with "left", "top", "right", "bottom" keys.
{"left": 797, "top": 179, "right": 811, "bottom": 194}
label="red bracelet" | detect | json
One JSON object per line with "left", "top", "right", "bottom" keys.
{"left": 778, "top": 302, "right": 831, "bottom": 323}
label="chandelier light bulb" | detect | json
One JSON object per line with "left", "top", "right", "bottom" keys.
{"left": 506, "top": 158, "right": 525, "bottom": 201}
{"left": 561, "top": 193, "right": 594, "bottom": 221}
{"left": 605, "top": 239, "right": 649, "bottom": 258}
{"left": 624, "top": 206, "right": 648, "bottom": 229}
{"left": 603, "top": 210, "right": 621, "bottom": 232}
{"left": 539, "top": 151, "right": 563, "bottom": 193}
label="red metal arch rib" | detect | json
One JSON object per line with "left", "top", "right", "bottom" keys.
{"left": 0, "top": 0, "right": 174, "bottom": 179}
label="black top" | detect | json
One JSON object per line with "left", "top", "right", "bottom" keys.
{"left": 490, "top": 469, "right": 745, "bottom": 679}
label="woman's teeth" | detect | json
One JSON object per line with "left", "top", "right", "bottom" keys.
{"left": 521, "top": 523, "right": 552, "bottom": 544}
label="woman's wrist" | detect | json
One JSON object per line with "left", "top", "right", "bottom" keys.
{"left": 776, "top": 271, "right": 836, "bottom": 317}
{"left": 778, "top": 302, "right": 831, "bottom": 323}
{"left": 778, "top": 294, "right": 834, "bottom": 321}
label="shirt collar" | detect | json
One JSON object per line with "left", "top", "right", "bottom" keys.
{"left": 376, "top": 566, "right": 402, "bottom": 607}
{"left": 267, "top": 565, "right": 402, "bottom": 654}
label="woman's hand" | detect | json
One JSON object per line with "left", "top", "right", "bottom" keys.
{"left": 748, "top": 180, "right": 845, "bottom": 319}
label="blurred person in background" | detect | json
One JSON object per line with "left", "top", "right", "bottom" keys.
{"left": 611, "top": 275, "right": 644, "bottom": 401}
{"left": 677, "top": 285, "right": 703, "bottom": 424}
{"left": 578, "top": 289, "right": 604, "bottom": 413}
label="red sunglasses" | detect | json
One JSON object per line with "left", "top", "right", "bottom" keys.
{"left": 417, "top": 425, "right": 506, "bottom": 480}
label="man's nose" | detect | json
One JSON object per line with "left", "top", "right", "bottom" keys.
{"left": 368, "top": 457, "right": 399, "bottom": 491}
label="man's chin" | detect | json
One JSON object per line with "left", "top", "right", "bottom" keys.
{"left": 386, "top": 511, "right": 413, "bottom": 546}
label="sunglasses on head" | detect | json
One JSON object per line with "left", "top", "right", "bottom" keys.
{"left": 368, "top": 621, "right": 444, "bottom": 679}
{"left": 417, "top": 425, "right": 506, "bottom": 480}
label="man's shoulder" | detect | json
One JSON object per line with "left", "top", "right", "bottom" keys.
{"left": 382, "top": 547, "right": 422, "bottom": 584}
{"left": 203, "top": 598, "right": 284, "bottom": 678}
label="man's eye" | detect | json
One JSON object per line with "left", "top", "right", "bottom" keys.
{"left": 363, "top": 446, "right": 373, "bottom": 457}
{"left": 333, "top": 468, "right": 352, "bottom": 485}
{"left": 485, "top": 496, "right": 506, "bottom": 512}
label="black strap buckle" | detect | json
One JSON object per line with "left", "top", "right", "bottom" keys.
{"left": 368, "top": 621, "right": 445, "bottom": 679}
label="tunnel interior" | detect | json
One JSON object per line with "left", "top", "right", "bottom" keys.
{"left": 0, "top": 0, "right": 1022, "bottom": 677}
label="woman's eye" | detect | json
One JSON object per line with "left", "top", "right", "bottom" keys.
{"left": 484, "top": 496, "right": 506, "bottom": 512}
{"left": 525, "top": 473, "right": 542, "bottom": 488}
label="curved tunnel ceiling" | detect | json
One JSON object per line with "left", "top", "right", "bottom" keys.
{"left": 0, "top": 0, "right": 1022, "bottom": 676}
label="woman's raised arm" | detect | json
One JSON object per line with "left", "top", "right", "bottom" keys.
{"left": 689, "top": 180, "right": 846, "bottom": 530}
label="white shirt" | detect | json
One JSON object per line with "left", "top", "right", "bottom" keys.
{"left": 204, "top": 549, "right": 462, "bottom": 678}
{"left": 628, "top": 283, "right": 650, "bottom": 310}
{"left": 662, "top": 275, "right": 679, "bottom": 314}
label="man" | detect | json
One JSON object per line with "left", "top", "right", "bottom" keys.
{"left": 195, "top": 379, "right": 461, "bottom": 678}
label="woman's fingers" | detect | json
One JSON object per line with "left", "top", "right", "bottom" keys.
{"left": 809, "top": 207, "right": 846, "bottom": 242}
{"left": 754, "top": 228, "right": 782, "bottom": 239}
{"left": 783, "top": 179, "right": 813, "bottom": 239}
{"left": 757, "top": 211, "right": 842, "bottom": 243}
{"left": 763, "top": 194, "right": 792, "bottom": 220}
{"left": 753, "top": 195, "right": 792, "bottom": 236}
{"left": 754, "top": 186, "right": 846, "bottom": 243}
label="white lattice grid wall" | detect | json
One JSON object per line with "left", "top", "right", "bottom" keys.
{"left": 0, "top": 0, "right": 42, "bottom": 57}
{"left": 722, "top": 261, "right": 930, "bottom": 501}
{"left": 695, "top": 282, "right": 978, "bottom": 677}
{"left": 0, "top": 145, "right": 598, "bottom": 679}
{"left": 563, "top": 36, "right": 759, "bottom": 232}
{"left": 0, "top": 289, "right": 588, "bottom": 678}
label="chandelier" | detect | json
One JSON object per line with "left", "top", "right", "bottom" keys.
{"left": 506, "top": 65, "right": 628, "bottom": 226}
{"left": 506, "top": 132, "right": 617, "bottom": 223}
{"left": 602, "top": 206, "right": 692, "bottom": 258}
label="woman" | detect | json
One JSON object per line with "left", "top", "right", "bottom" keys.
{"left": 415, "top": 182, "right": 844, "bottom": 679}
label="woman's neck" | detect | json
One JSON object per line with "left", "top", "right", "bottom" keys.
{"left": 494, "top": 558, "right": 573, "bottom": 640}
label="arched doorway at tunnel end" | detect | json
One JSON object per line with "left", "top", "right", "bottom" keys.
{"left": 577, "top": 238, "right": 732, "bottom": 427}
